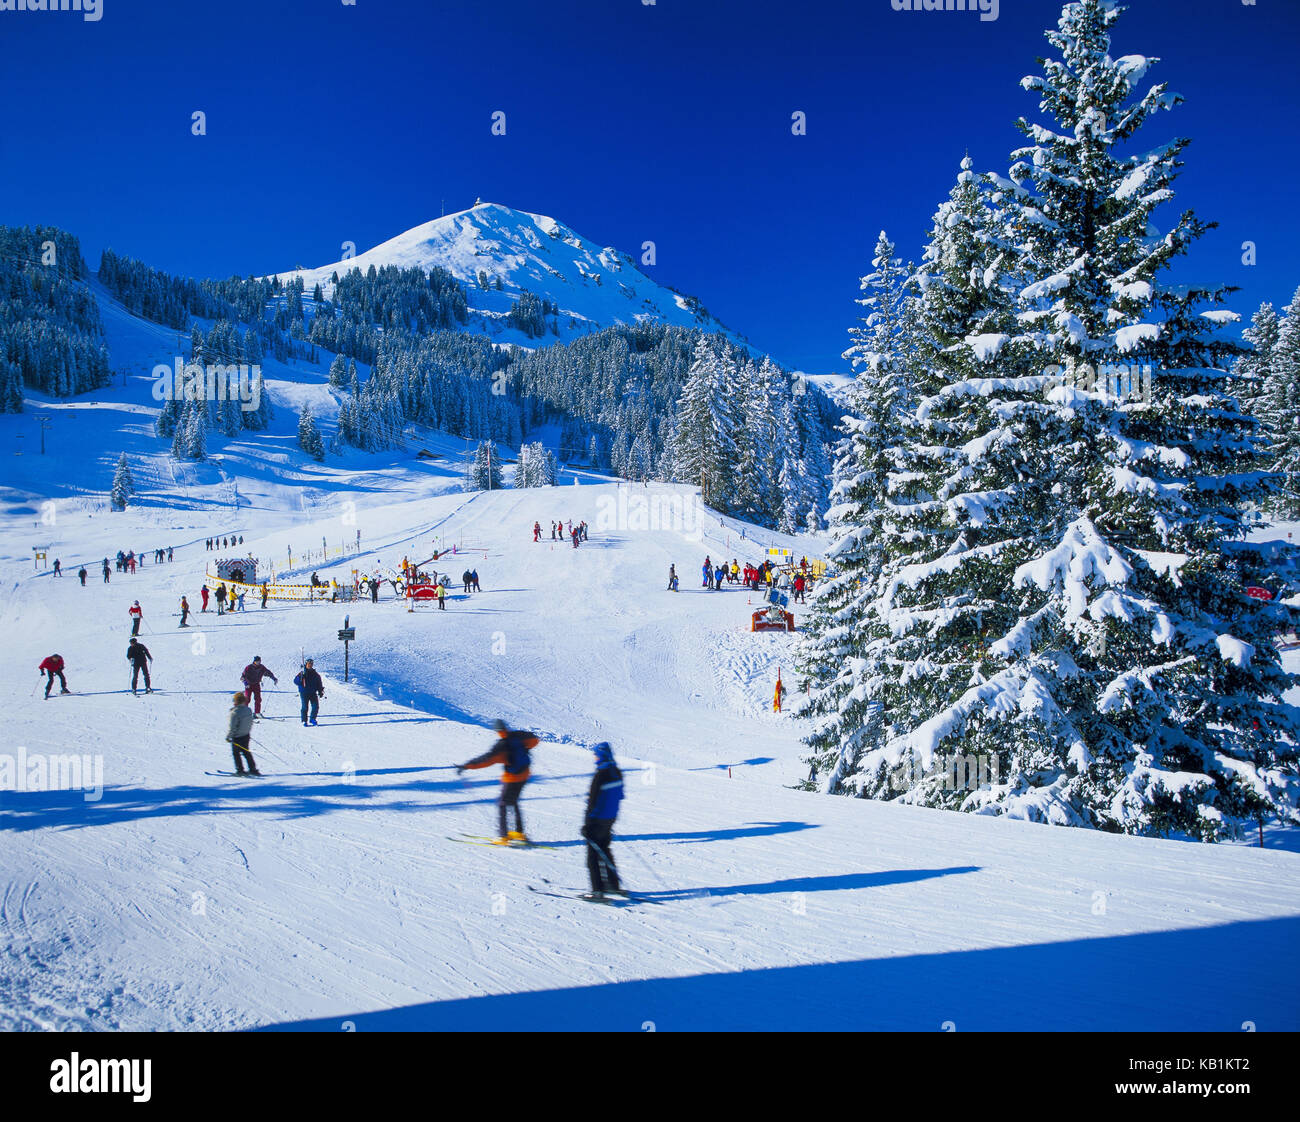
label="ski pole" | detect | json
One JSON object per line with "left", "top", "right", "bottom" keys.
{"left": 583, "top": 835, "right": 625, "bottom": 890}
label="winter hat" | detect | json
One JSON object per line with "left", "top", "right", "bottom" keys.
{"left": 233, "top": 692, "right": 247, "bottom": 705}
{"left": 493, "top": 718, "right": 508, "bottom": 733}
{"left": 592, "top": 742, "right": 614, "bottom": 763}
{"left": 252, "top": 656, "right": 261, "bottom": 663}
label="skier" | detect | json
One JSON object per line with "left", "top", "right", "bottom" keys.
{"left": 550, "top": 521, "right": 556, "bottom": 541}
{"left": 456, "top": 719, "right": 539, "bottom": 844}
{"left": 294, "top": 659, "right": 324, "bottom": 726}
{"left": 78, "top": 566, "right": 87, "bottom": 586}
{"left": 200, "top": 585, "right": 210, "bottom": 613}
{"left": 533, "top": 521, "right": 541, "bottom": 543}
{"left": 667, "top": 564, "right": 677, "bottom": 591}
{"left": 462, "top": 569, "right": 472, "bottom": 594}
{"left": 129, "top": 600, "right": 143, "bottom": 636}
{"left": 235, "top": 590, "right": 246, "bottom": 612}
{"left": 53, "top": 559, "right": 61, "bottom": 577}
{"left": 715, "top": 564, "right": 726, "bottom": 589}
{"left": 102, "top": 560, "right": 110, "bottom": 584}
{"left": 571, "top": 526, "right": 579, "bottom": 549}
{"left": 226, "top": 692, "right": 261, "bottom": 776}
{"left": 215, "top": 583, "right": 227, "bottom": 615}
{"left": 126, "top": 637, "right": 153, "bottom": 695}
{"left": 241, "top": 656, "right": 279, "bottom": 718}
{"left": 793, "top": 573, "right": 806, "bottom": 604}
{"left": 38, "top": 654, "right": 69, "bottom": 698}
{"left": 436, "top": 581, "right": 447, "bottom": 610}
{"left": 261, "top": 582, "right": 270, "bottom": 609}
{"left": 179, "top": 595, "right": 190, "bottom": 627}
{"left": 168, "top": 547, "right": 173, "bottom": 562}
{"left": 582, "top": 742, "right": 625, "bottom": 899}
{"left": 471, "top": 569, "right": 480, "bottom": 592}
{"left": 369, "top": 577, "right": 379, "bottom": 604}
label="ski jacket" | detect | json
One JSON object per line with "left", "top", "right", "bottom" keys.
{"left": 215, "top": 585, "right": 227, "bottom": 601}
{"left": 227, "top": 703, "right": 254, "bottom": 741}
{"left": 126, "top": 642, "right": 152, "bottom": 665}
{"left": 586, "top": 761, "right": 624, "bottom": 822}
{"left": 464, "top": 729, "right": 539, "bottom": 784}
{"left": 294, "top": 668, "right": 324, "bottom": 696}
{"left": 129, "top": 605, "right": 143, "bottom": 620}
{"left": 39, "top": 656, "right": 64, "bottom": 674}
{"left": 242, "top": 663, "right": 278, "bottom": 687}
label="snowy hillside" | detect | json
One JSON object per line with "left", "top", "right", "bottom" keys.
{"left": 3, "top": 466, "right": 1299, "bottom": 1030}
{"left": 273, "top": 202, "right": 744, "bottom": 349}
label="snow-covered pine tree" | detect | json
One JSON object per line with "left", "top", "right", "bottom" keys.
{"left": 671, "top": 338, "right": 737, "bottom": 509}
{"left": 1235, "top": 301, "right": 1280, "bottom": 431}
{"left": 328, "top": 353, "right": 348, "bottom": 388}
{"left": 184, "top": 397, "right": 207, "bottom": 461}
{"left": 1265, "top": 288, "right": 1300, "bottom": 517}
{"left": 110, "top": 452, "right": 135, "bottom": 510}
{"left": 245, "top": 368, "right": 273, "bottom": 431}
{"left": 826, "top": 0, "right": 1298, "bottom": 839}
{"left": 0, "top": 359, "right": 22, "bottom": 413}
{"left": 468, "top": 440, "right": 502, "bottom": 491}
{"left": 297, "top": 403, "right": 324, "bottom": 462}
{"left": 796, "top": 229, "right": 917, "bottom": 794}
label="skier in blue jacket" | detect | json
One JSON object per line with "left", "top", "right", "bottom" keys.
{"left": 582, "top": 742, "right": 625, "bottom": 898}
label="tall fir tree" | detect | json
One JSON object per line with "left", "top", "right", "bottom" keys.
{"left": 1264, "top": 288, "right": 1300, "bottom": 516}
{"left": 800, "top": 0, "right": 1299, "bottom": 838}
{"left": 671, "top": 338, "right": 737, "bottom": 509}
{"left": 110, "top": 453, "right": 135, "bottom": 510}
{"left": 297, "top": 403, "right": 324, "bottom": 462}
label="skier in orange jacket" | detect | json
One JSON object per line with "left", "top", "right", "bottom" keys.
{"left": 457, "top": 719, "right": 539, "bottom": 844}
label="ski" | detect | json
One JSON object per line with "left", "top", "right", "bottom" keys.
{"left": 205, "top": 771, "right": 267, "bottom": 779}
{"left": 536, "top": 879, "right": 663, "bottom": 905}
{"left": 526, "top": 885, "right": 638, "bottom": 907}
{"left": 449, "top": 834, "right": 559, "bottom": 850}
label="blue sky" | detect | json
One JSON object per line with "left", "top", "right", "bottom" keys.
{"left": 1, "top": 0, "right": 1297, "bottom": 373}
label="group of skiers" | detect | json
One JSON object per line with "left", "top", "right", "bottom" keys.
{"left": 684, "top": 555, "right": 812, "bottom": 597}
{"left": 206, "top": 535, "right": 244, "bottom": 551}
{"left": 533, "top": 520, "right": 589, "bottom": 548}
{"left": 457, "top": 720, "right": 626, "bottom": 900}
{"left": 459, "top": 569, "right": 482, "bottom": 593}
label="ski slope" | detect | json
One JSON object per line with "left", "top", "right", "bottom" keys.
{"left": 3, "top": 476, "right": 1299, "bottom": 1031}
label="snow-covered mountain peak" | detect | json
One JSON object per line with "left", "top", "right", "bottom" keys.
{"left": 274, "top": 201, "right": 738, "bottom": 347}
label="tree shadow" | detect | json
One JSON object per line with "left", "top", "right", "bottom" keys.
{"left": 261, "top": 915, "right": 1300, "bottom": 1032}
{"left": 0, "top": 770, "right": 591, "bottom": 834}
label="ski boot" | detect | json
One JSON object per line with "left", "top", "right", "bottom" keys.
{"left": 507, "top": 830, "right": 529, "bottom": 846}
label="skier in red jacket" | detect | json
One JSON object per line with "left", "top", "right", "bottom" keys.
{"left": 240, "top": 656, "right": 279, "bottom": 717}
{"left": 38, "top": 655, "right": 69, "bottom": 698}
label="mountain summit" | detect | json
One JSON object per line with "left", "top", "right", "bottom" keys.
{"left": 276, "top": 201, "right": 737, "bottom": 346}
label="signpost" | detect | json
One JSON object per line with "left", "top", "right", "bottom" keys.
{"left": 338, "top": 624, "right": 356, "bottom": 681}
